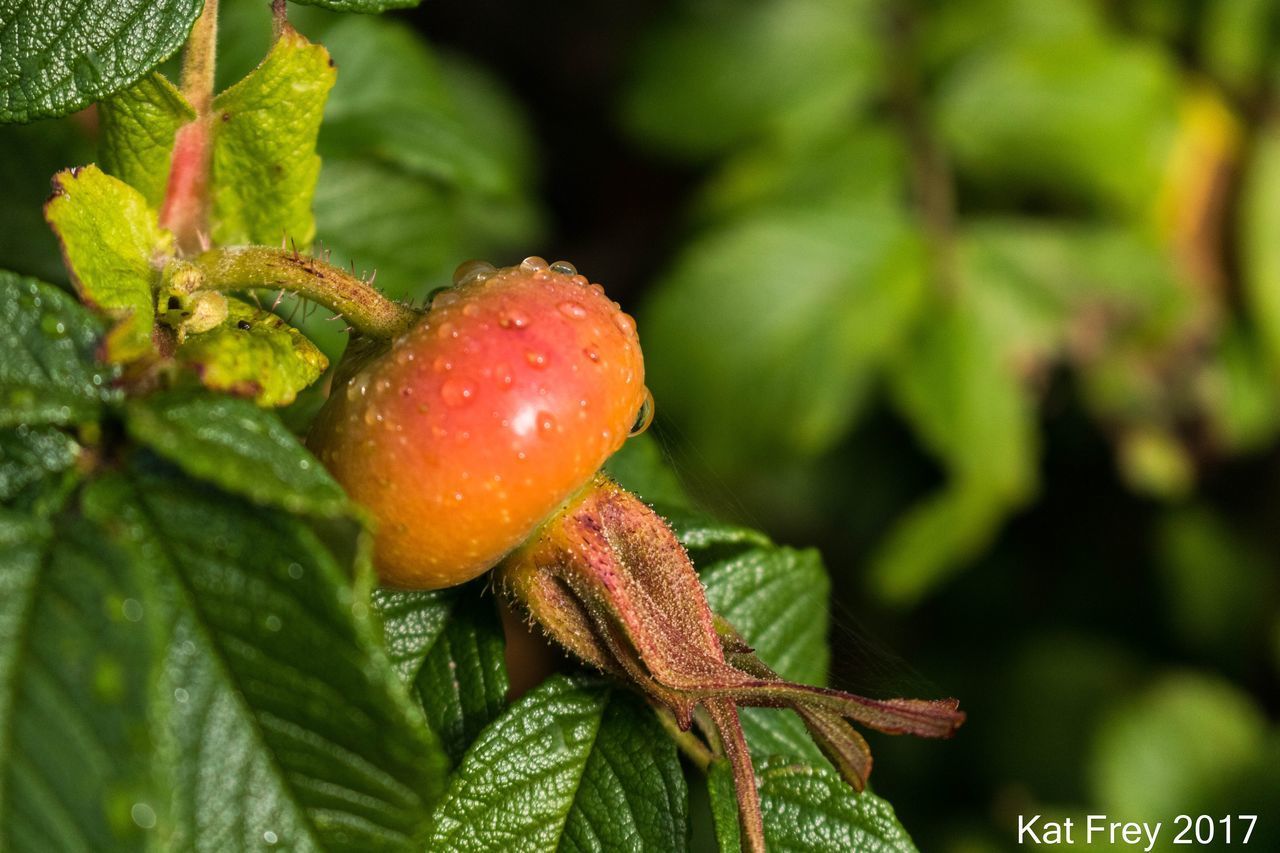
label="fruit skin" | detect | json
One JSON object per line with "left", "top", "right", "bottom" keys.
{"left": 308, "top": 259, "right": 646, "bottom": 590}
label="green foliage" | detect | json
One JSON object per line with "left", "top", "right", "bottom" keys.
{"left": 44, "top": 166, "right": 171, "bottom": 359}
{"left": 0, "top": 0, "right": 203, "bottom": 123}
{"left": 430, "top": 676, "right": 689, "bottom": 852}
{"left": 100, "top": 75, "right": 197, "bottom": 208}
{"left": 0, "top": 277, "right": 453, "bottom": 848}
{"left": 210, "top": 26, "right": 335, "bottom": 248}
{"left": 0, "top": 273, "right": 120, "bottom": 428}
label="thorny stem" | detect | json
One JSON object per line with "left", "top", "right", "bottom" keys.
{"left": 162, "top": 0, "right": 219, "bottom": 255}
{"left": 167, "top": 246, "right": 420, "bottom": 340}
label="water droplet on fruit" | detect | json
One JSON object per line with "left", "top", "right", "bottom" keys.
{"left": 629, "top": 389, "right": 655, "bottom": 436}
{"left": 558, "top": 300, "right": 587, "bottom": 319}
{"left": 550, "top": 260, "right": 577, "bottom": 275}
{"left": 526, "top": 351, "right": 548, "bottom": 368}
{"left": 538, "top": 411, "right": 557, "bottom": 433}
{"left": 453, "top": 259, "right": 495, "bottom": 285}
{"left": 521, "top": 256, "right": 548, "bottom": 271}
{"left": 438, "top": 322, "right": 458, "bottom": 339}
{"left": 441, "top": 379, "right": 475, "bottom": 407}
{"left": 584, "top": 346, "right": 601, "bottom": 363}
{"left": 433, "top": 356, "right": 453, "bottom": 372}
{"left": 500, "top": 309, "right": 530, "bottom": 329}
{"left": 613, "top": 313, "right": 637, "bottom": 336}
{"left": 462, "top": 302, "right": 481, "bottom": 317}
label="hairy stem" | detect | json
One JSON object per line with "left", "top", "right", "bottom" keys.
{"left": 168, "top": 246, "right": 420, "bottom": 340}
{"left": 180, "top": 0, "right": 219, "bottom": 115}
{"left": 162, "top": 0, "right": 219, "bottom": 254}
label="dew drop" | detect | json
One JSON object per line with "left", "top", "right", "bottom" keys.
{"left": 558, "top": 301, "right": 587, "bottom": 319}
{"left": 462, "top": 302, "right": 481, "bottom": 317}
{"left": 131, "top": 803, "right": 157, "bottom": 830}
{"left": 174, "top": 687, "right": 190, "bottom": 703}
{"left": 521, "top": 256, "right": 549, "bottom": 271}
{"left": 263, "top": 830, "right": 279, "bottom": 846}
{"left": 584, "top": 346, "right": 601, "bottom": 363}
{"left": 122, "top": 599, "right": 143, "bottom": 622}
{"left": 526, "top": 351, "right": 548, "bottom": 369}
{"left": 538, "top": 412, "right": 557, "bottom": 433}
{"left": 437, "top": 322, "right": 458, "bottom": 340}
{"left": 453, "top": 259, "right": 495, "bottom": 285}
{"left": 499, "top": 309, "right": 530, "bottom": 330}
{"left": 550, "top": 260, "right": 577, "bottom": 276}
{"left": 287, "top": 562, "right": 304, "bottom": 579}
{"left": 441, "top": 379, "right": 475, "bottom": 407}
{"left": 613, "top": 312, "right": 637, "bottom": 337}
{"left": 629, "top": 389, "right": 655, "bottom": 436}
{"left": 433, "top": 356, "right": 454, "bottom": 373}
{"left": 264, "top": 614, "right": 282, "bottom": 632}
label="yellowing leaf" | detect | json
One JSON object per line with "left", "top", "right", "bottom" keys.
{"left": 210, "top": 26, "right": 336, "bottom": 249}
{"left": 175, "top": 297, "right": 328, "bottom": 407}
{"left": 43, "top": 165, "right": 171, "bottom": 361}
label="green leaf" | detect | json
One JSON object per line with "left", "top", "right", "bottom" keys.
{"left": 0, "top": 0, "right": 203, "bottom": 123}
{"left": 706, "top": 758, "right": 919, "bottom": 853}
{"left": 123, "top": 390, "right": 348, "bottom": 517}
{"left": 701, "top": 547, "right": 829, "bottom": 687}
{"left": 0, "top": 426, "right": 81, "bottom": 511}
{"left": 756, "top": 758, "right": 918, "bottom": 852}
{"left": 373, "top": 586, "right": 509, "bottom": 766}
{"left": 873, "top": 297, "right": 1038, "bottom": 603}
{"left": 99, "top": 73, "right": 196, "bottom": 207}
{"left": 935, "top": 29, "right": 1180, "bottom": 215}
{"left": 1240, "top": 120, "right": 1280, "bottom": 377}
{"left": 641, "top": 206, "right": 925, "bottom": 472}
{"left": 706, "top": 761, "right": 742, "bottom": 853}
{"left": 1201, "top": 0, "right": 1277, "bottom": 95}
{"left": 1088, "top": 672, "right": 1273, "bottom": 820}
{"left": 0, "top": 506, "right": 160, "bottom": 851}
{"left": 430, "top": 675, "right": 688, "bottom": 852}
{"left": 112, "top": 464, "right": 448, "bottom": 849}
{"left": 210, "top": 25, "right": 335, "bottom": 249}
{"left": 44, "top": 165, "right": 171, "bottom": 361}
{"left": 0, "top": 271, "right": 120, "bottom": 427}
{"left": 622, "top": 0, "right": 884, "bottom": 158}
{"left": 174, "top": 297, "right": 328, "bottom": 406}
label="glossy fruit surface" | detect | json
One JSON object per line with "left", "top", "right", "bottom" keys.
{"left": 308, "top": 258, "right": 647, "bottom": 589}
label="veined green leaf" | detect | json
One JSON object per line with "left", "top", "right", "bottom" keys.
{"left": 113, "top": 464, "right": 448, "bottom": 849}
{"left": 44, "top": 165, "right": 171, "bottom": 361}
{"left": 430, "top": 675, "right": 688, "bottom": 852}
{"left": 0, "top": 271, "right": 120, "bottom": 427}
{"left": 374, "top": 586, "right": 509, "bottom": 766}
{"left": 0, "top": 0, "right": 203, "bottom": 123}
{"left": 210, "top": 26, "right": 335, "bottom": 249}
{"left": 174, "top": 297, "right": 328, "bottom": 407}
{"left": 100, "top": 73, "right": 196, "bottom": 207}
{"left": 0, "top": 427, "right": 81, "bottom": 512}
{"left": 123, "top": 390, "right": 347, "bottom": 517}
{"left": 757, "top": 758, "right": 918, "bottom": 852}
{"left": 0, "top": 505, "right": 159, "bottom": 851}
{"left": 705, "top": 758, "right": 919, "bottom": 852}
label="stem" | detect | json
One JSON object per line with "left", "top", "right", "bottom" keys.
{"left": 163, "top": 0, "right": 219, "bottom": 254}
{"left": 705, "top": 700, "right": 766, "bottom": 853}
{"left": 169, "top": 246, "right": 421, "bottom": 340}
{"left": 180, "top": 0, "right": 219, "bottom": 115}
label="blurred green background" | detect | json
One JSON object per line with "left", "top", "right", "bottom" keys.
{"left": 3, "top": 0, "right": 1279, "bottom": 849}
